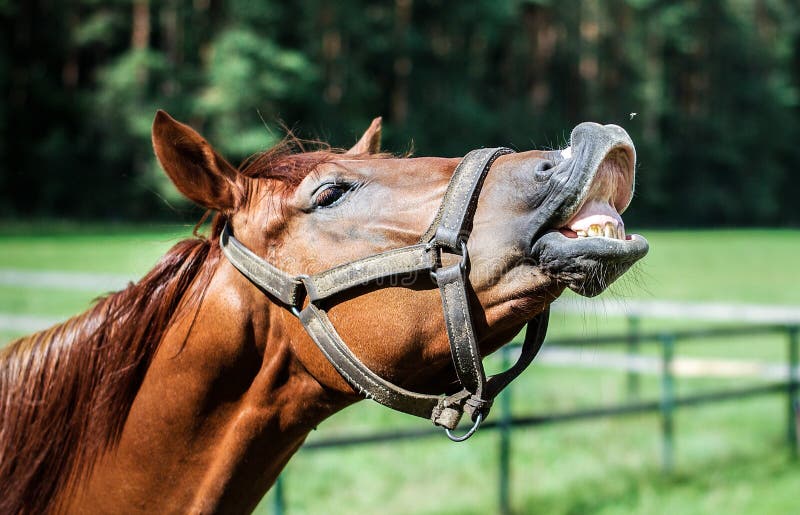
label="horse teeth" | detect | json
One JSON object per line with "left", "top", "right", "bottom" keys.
{"left": 571, "top": 223, "right": 626, "bottom": 239}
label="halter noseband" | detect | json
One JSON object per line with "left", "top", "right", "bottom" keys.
{"left": 220, "top": 147, "right": 549, "bottom": 442}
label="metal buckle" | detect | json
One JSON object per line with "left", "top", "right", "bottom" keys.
{"left": 444, "top": 411, "right": 483, "bottom": 442}
{"left": 429, "top": 240, "right": 469, "bottom": 284}
{"left": 457, "top": 240, "right": 469, "bottom": 271}
{"left": 289, "top": 274, "right": 311, "bottom": 318}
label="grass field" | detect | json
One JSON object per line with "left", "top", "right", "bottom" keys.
{"left": 1, "top": 224, "right": 799, "bottom": 513}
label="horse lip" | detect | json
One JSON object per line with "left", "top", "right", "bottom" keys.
{"left": 530, "top": 230, "right": 649, "bottom": 296}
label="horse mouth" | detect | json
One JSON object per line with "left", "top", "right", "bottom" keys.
{"left": 530, "top": 123, "right": 649, "bottom": 297}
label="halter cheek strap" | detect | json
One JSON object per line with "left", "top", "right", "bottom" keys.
{"left": 220, "top": 147, "right": 550, "bottom": 441}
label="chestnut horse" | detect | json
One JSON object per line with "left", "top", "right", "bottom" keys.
{"left": 0, "top": 112, "right": 647, "bottom": 513}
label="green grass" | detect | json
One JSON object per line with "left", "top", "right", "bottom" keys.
{"left": 0, "top": 285, "right": 101, "bottom": 318}
{"left": 0, "top": 223, "right": 187, "bottom": 341}
{"left": 0, "top": 223, "right": 186, "bottom": 274}
{"left": 632, "top": 229, "right": 799, "bottom": 305}
{"left": 1, "top": 224, "right": 799, "bottom": 513}
{"left": 260, "top": 366, "right": 798, "bottom": 514}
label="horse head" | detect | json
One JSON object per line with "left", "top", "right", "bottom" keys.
{"left": 152, "top": 111, "right": 647, "bottom": 420}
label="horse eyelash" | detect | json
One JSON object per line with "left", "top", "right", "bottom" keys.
{"left": 312, "top": 182, "right": 353, "bottom": 209}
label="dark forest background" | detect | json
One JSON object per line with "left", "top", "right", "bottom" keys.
{"left": 1, "top": 0, "right": 799, "bottom": 226}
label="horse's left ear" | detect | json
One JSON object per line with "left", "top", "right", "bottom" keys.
{"left": 346, "top": 117, "right": 382, "bottom": 155}
{"left": 152, "top": 110, "right": 240, "bottom": 212}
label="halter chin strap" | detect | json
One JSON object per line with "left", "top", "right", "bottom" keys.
{"left": 220, "top": 147, "right": 550, "bottom": 441}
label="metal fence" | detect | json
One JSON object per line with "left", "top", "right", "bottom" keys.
{"left": 271, "top": 322, "right": 800, "bottom": 514}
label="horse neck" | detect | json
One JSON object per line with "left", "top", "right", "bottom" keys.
{"left": 68, "top": 260, "right": 352, "bottom": 513}
{"left": 1, "top": 235, "right": 219, "bottom": 515}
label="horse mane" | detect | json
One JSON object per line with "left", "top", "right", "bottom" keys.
{"left": 0, "top": 216, "right": 225, "bottom": 515}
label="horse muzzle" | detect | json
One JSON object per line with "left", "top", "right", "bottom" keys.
{"left": 529, "top": 122, "right": 649, "bottom": 296}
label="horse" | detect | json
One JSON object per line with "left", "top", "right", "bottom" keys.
{"left": 0, "top": 111, "right": 648, "bottom": 513}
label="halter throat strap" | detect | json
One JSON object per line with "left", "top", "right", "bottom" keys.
{"left": 220, "top": 147, "right": 550, "bottom": 441}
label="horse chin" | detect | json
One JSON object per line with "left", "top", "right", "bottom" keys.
{"left": 530, "top": 231, "right": 648, "bottom": 297}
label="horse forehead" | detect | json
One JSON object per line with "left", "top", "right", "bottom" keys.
{"left": 318, "top": 156, "right": 459, "bottom": 178}
{"left": 326, "top": 155, "right": 461, "bottom": 172}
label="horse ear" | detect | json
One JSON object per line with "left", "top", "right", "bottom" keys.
{"left": 346, "top": 117, "right": 382, "bottom": 155}
{"left": 152, "top": 110, "right": 239, "bottom": 212}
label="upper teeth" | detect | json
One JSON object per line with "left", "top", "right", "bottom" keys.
{"left": 565, "top": 199, "right": 626, "bottom": 241}
{"left": 575, "top": 222, "right": 626, "bottom": 240}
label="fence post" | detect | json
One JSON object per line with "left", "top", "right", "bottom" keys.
{"left": 273, "top": 473, "right": 286, "bottom": 515}
{"left": 626, "top": 315, "right": 641, "bottom": 399}
{"left": 660, "top": 333, "right": 675, "bottom": 473}
{"left": 498, "top": 345, "right": 512, "bottom": 515}
{"left": 788, "top": 325, "right": 799, "bottom": 456}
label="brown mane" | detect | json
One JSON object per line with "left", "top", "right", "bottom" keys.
{"left": 240, "top": 140, "right": 335, "bottom": 184}
{"left": 238, "top": 138, "right": 395, "bottom": 190}
{"left": 0, "top": 217, "right": 225, "bottom": 514}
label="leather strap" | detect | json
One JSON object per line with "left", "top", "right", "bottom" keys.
{"left": 299, "top": 303, "right": 472, "bottom": 429}
{"left": 485, "top": 308, "right": 549, "bottom": 398}
{"left": 420, "top": 147, "right": 513, "bottom": 248}
{"left": 425, "top": 148, "right": 512, "bottom": 420}
{"left": 299, "top": 304, "right": 442, "bottom": 419}
{"left": 436, "top": 263, "right": 486, "bottom": 400}
{"left": 303, "top": 244, "right": 435, "bottom": 302}
{"left": 220, "top": 227, "right": 302, "bottom": 307}
{"left": 222, "top": 230, "right": 435, "bottom": 306}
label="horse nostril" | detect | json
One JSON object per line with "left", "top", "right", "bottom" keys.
{"left": 534, "top": 160, "right": 555, "bottom": 181}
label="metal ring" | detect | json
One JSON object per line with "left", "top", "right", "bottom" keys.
{"left": 444, "top": 412, "right": 483, "bottom": 442}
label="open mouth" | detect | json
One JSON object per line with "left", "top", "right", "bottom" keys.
{"left": 530, "top": 123, "right": 649, "bottom": 297}
{"left": 558, "top": 145, "right": 634, "bottom": 241}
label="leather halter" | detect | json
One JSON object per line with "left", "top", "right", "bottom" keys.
{"left": 220, "top": 147, "right": 550, "bottom": 441}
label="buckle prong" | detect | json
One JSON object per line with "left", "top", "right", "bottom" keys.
{"left": 458, "top": 240, "right": 468, "bottom": 272}
{"left": 289, "top": 274, "right": 311, "bottom": 317}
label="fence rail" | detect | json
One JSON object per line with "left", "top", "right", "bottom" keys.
{"left": 272, "top": 322, "right": 800, "bottom": 515}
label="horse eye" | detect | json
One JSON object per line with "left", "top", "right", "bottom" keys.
{"left": 314, "top": 184, "right": 348, "bottom": 208}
